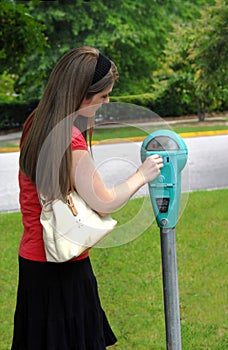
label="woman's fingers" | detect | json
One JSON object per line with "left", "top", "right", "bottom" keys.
{"left": 139, "top": 154, "right": 164, "bottom": 183}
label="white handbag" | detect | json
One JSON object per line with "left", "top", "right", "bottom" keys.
{"left": 40, "top": 191, "right": 117, "bottom": 262}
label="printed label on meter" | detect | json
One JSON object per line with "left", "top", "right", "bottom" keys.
{"left": 156, "top": 198, "right": 170, "bottom": 213}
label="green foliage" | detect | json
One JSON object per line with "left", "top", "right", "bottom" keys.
{"left": 13, "top": 0, "right": 216, "bottom": 100}
{"left": 111, "top": 92, "right": 196, "bottom": 117}
{"left": 153, "top": 0, "right": 228, "bottom": 118}
{"left": 0, "top": 100, "right": 38, "bottom": 130}
{"left": 1, "top": 0, "right": 227, "bottom": 118}
{"left": 0, "top": 0, "right": 48, "bottom": 75}
{"left": 14, "top": 0, "right": 173, "bottom": 99}
{"left": 111, "top": 93, "right": 155, "bottom": 109}
{"left": 189, "top": 0, "right": 228, "bottom": 108}
{"left": 0, "top": 73, "right": 17, "bottom": 103}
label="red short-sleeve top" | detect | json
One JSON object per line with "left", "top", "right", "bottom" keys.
{"left": 18, "top": 122, "right": 89, "bottom": 262}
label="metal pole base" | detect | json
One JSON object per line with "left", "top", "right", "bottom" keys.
{"left": 160, "top": 228, "right": 182, "bottom": 350}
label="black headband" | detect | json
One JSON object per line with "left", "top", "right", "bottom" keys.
{"left": 92, "top": 53, "right": 111, "bottom": 84}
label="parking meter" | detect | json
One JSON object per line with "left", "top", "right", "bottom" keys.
{"left": 141, "top": 130, "right": 188, "bottom": 229}
{"left": 141, "top": 130, "right": 188, "bottom": 350}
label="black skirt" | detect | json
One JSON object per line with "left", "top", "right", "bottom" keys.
{"left": 11, "top": 256, "right": 117, "bottom": 350}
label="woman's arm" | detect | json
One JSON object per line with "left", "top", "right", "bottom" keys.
{"left": 71, "top": 149, "right": 163, "bottom": 215}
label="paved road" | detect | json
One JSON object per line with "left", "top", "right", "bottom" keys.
{"left": 0, "top": 135, "right": 227, "bottom": 212}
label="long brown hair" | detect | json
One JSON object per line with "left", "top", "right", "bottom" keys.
{"left": 19, "top": 46, "right": 118, "bottom": 201}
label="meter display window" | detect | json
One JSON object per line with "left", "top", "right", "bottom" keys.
{"left": 156, "top": 198, "right": 170, "bottom": 213}
{"left": 146, "top": 136, "right": 180, "bottom": 151}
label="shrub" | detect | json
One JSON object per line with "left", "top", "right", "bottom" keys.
{"left": 0, "top": 100, "right": 38, "bottom": 131}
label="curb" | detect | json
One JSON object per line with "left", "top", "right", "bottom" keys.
{"left": 0, "top": 130, "right": 228, "bottom": 153}
{"left": 178, "top": 129, "right": 228, "bottom": 138}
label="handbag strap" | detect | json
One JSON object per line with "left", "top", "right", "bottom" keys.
{"left": 39, "top": 192, "right": 78, "bottom": 217}
{"left": 66, "top": 193, "right": 78, "bottom": 216}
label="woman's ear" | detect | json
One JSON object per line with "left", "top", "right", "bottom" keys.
{"left": 80, "top": 96, "right": 91, "bottom": 109}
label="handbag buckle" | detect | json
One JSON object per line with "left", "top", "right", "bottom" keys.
{"left": 67, "top": 194, "right": 78, "bottom": 216}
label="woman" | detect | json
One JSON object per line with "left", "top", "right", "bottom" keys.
{"left": 11, "top": 46, "right": 163, "bottom": 350}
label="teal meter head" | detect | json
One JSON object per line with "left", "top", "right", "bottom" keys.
{"left": 141, "top": 130, "right": 188, "bottom": 228}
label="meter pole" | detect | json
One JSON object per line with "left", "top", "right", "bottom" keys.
{"left": 160, "top": 227, "right": 182, "bottom": 350}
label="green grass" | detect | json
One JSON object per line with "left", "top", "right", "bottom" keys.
{"left": 0, "top": 121, "right": 227, "bottom": 149}
{"left": 173, "top": 124, "right": 228, "bottom": 134}
{"left": 0, "top": 142, "right": 19, "bottom": 148}
{"left": 92, "top": 124, "right": 228, "bottom": 142}
{"left": 0, "top": 190, "right": 227, "bottom": 349}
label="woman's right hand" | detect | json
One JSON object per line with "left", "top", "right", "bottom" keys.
{"left": 137, "top": 154, "right": 164, "bottom": 184}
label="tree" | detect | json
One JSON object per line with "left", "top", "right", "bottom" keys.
{"left": 2, "top": 0, "right": 222, "bottom": 109}
{"left": 0, "top": 0, "right": 48, "bottom": 102}
{"left": 152, "top": 0, "right": 227, "bottom": 119}
{"left": 15, "top": 0, "right": 212, "bottom": 100}
{"left": 189, "top": 0, "right": 228, "bottom": 118}
{"left": 152, "top": 23, "right": 198, "bottom": 117}
{"left": 0, "top": 0, "right": 48, "bottom": 75}
{"left": 14, "top": 0, "right": 173, "bottom": 100}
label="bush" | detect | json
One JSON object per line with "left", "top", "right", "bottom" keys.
{"left": 0, "top": 100, "right": 38, "bottom": 131}
{"left": 111, "top": 92, "right": 195, "bottom": 118}
{"left": 0, "top": 92, "right": 195, "bottom": 132}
